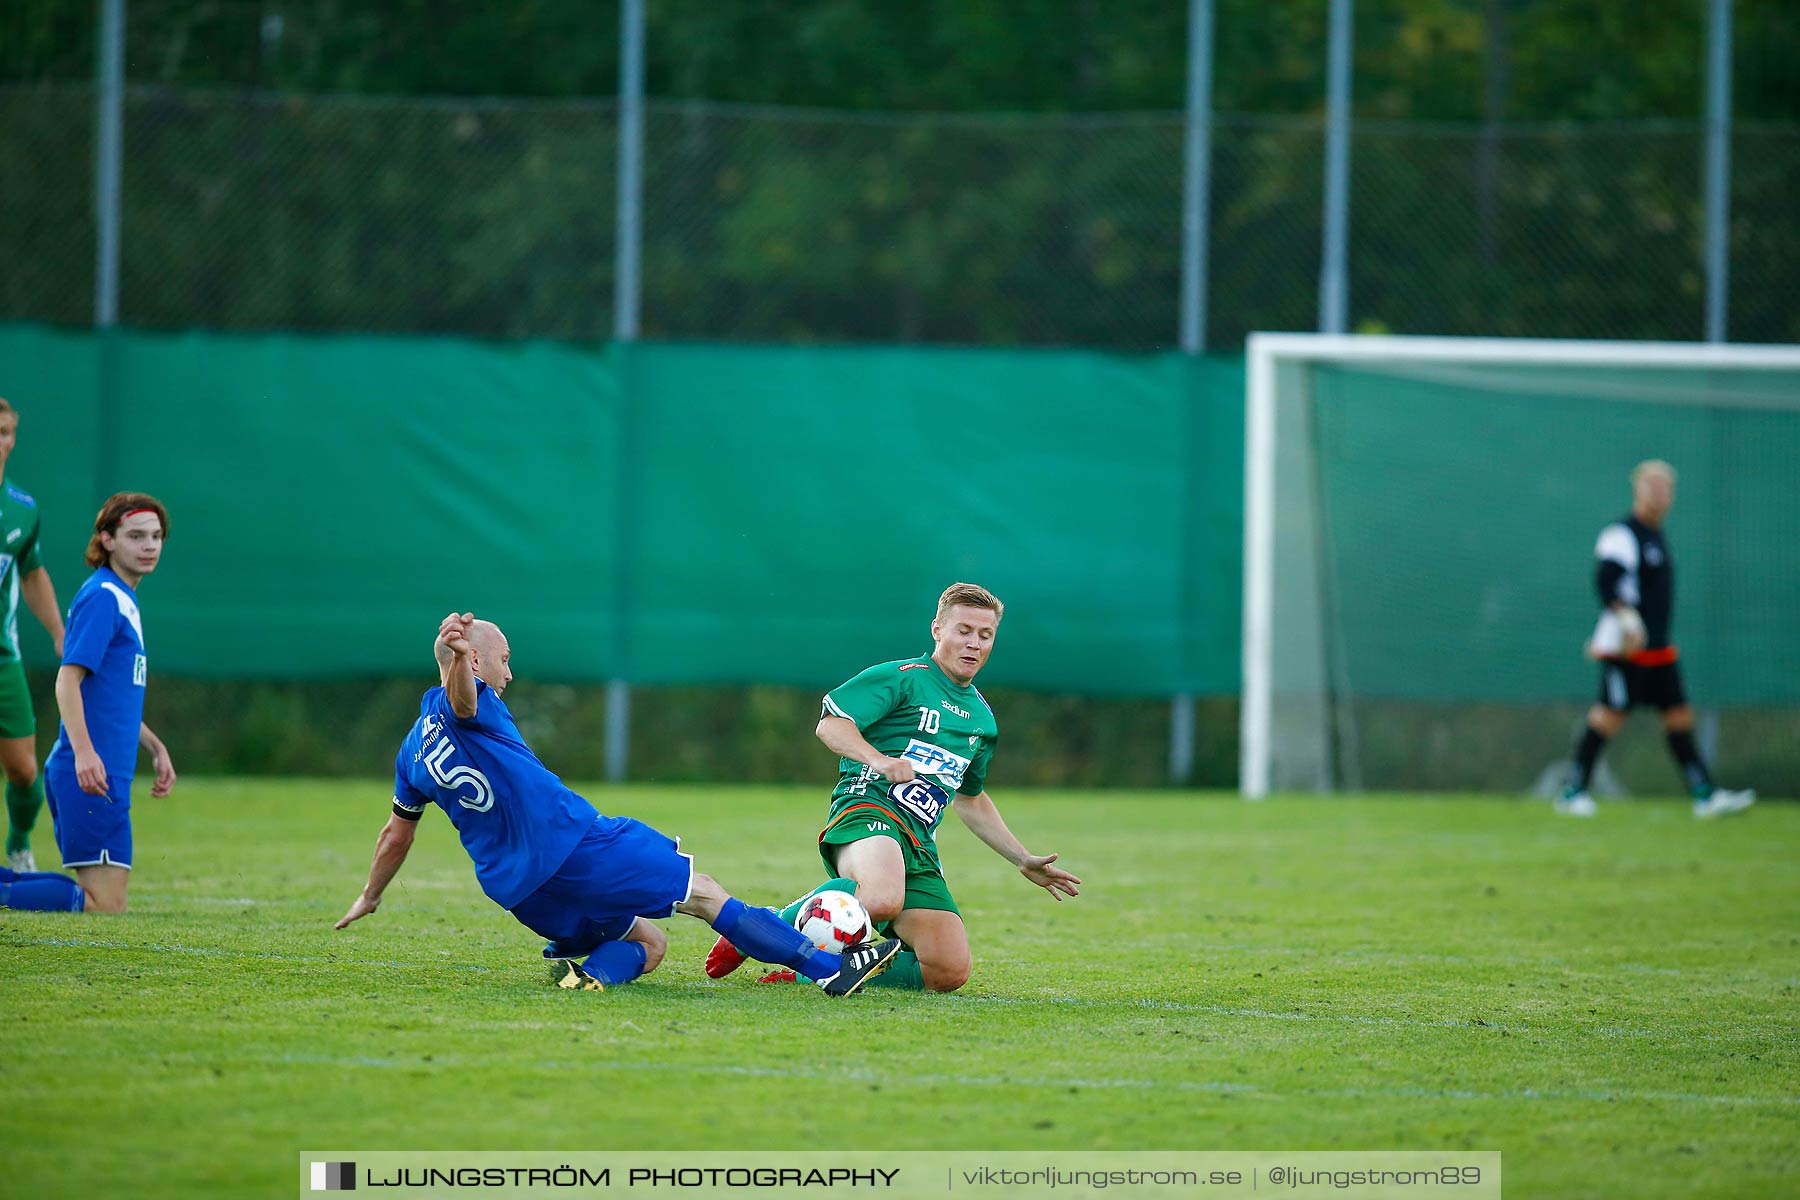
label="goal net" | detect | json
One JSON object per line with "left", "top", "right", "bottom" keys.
{"left": 1241, "top": 335, "right": 1800, "bottom": 799}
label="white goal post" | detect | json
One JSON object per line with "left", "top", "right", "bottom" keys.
{"left": 1241, "top": 333, "right": 1800, "bottom": 800}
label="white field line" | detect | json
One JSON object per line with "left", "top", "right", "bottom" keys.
{"left": 3, "top": 934, "right": 500, "bottom": 973}
{"left": 255, "top": 1052, "right": 1796, "bottom": 1110}
{"left": 13, "top": 930, "right": 1748, "bottom": 981}
{"left": 14, "top": 1037, "right": 1792, "bottom": 1110}
{"left": 957, "top": 994, "right": 1793, "bottom": 1047}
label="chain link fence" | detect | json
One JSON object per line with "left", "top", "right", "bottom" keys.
{"left": 2, "top": 83, "right": 1796, "bottom": 348}
{"left": 639, "top": 102, "right": 1186, "bottom": 347}
{"left": 0, "top": 87, "right": 93, "bottom": 327}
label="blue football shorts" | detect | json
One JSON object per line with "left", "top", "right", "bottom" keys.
{"left": 508, "top": 815, "right": 694, "bottom": 958}
{"left": 44, "top": 765, "right": 134, "bottom": 869}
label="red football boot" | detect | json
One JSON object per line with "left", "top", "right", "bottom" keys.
{"left": 704, "top": 934, "right": 749, "bottom": 978}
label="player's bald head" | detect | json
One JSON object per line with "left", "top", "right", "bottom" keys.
{"left": 461, "top": 618, "right": 514, "bottom": 694}
{"left": 467, "top": 619, "right": 507, "bottom": 653}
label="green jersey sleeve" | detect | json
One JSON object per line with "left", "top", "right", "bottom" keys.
{"left": 4, "top": 486, "right": 42, "bottom": 575}
{"left": 19, "top": 518, "right": 42, "bottom": 574}
{"left": 958, "top": 736, "right": 995, "bottom": 795}
{"left": 822, "top": 662, "right": 904, "bottom": 730}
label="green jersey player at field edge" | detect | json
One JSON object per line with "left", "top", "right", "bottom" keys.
{"left": 706, "top": 582, "right": 1081, "bottom": 992}
{"left": 0, "top": 397, "right": 67, "bottom": 872}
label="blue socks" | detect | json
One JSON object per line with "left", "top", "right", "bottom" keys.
{"left": 710, "top": 897, "right": 836, "bottom": 981}
{"left": 542, "top": 935, "right": 650, "bottom": 986}
{"left": 581, "top": 939, "right": 649, "bottom": 985}
{"left": 0, "top": 868, "right": 85, "bottom": 912}
{"left": 538, "top": 897, "right": 847, "bottom": 986}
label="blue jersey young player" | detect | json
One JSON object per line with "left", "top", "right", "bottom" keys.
{"left": 1, "top": 493, "right": 176, "bottom": 915}
{"left": 334, "top": 612, "right": 900, "bottom": 996}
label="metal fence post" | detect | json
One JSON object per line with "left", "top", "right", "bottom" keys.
{"left": 93, "top": 0, "right": 127, "bottom": 506}
{"left": 1179, "top": 0, "right": 1214, "bottom": 358}
{"left": 607, "top": 0, "right": 646, "bottom": 783}
{"left": 1703, "top": 0, "right": 1732, "bottom": 343}
{"left": 94, "top": 0, "right": 125, "bottom": 328}
{"left": 1172, "top": 0, "right": 1215, "bottom": 786}
{"left": 1319, "top": 0, "right": 1353, "bottom": 335}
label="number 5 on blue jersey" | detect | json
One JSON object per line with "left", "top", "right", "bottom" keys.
{"left": 421, "top": 736, "right": 494, "bottom": 812}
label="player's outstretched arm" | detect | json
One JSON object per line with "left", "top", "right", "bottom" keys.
{"left": 952, "top": 791, "right": 1082, "bottom": 901}
{"left": 816, "top": 715, "right": 916, "bottom": 782}
{"left": 335, "top": 814, "right": 418, "bottom": 929}
{"left": 434, "top": 611, "right": 479, "bottom": 717}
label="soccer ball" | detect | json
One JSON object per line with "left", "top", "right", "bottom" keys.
{"left": 794, "top": 889, "right": 872, "bottom": 951}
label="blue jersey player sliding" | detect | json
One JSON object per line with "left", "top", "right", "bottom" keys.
{"left": 335, "top": 612, "right": 900, "bottom": 996}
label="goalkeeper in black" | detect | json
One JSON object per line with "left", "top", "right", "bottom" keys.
{"left": 1557, "top": 459, "right": 1753, "bottom": 819}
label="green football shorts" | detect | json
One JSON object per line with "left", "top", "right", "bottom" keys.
{"left": 0, "top": 658, "right": 36, "bottom": 740}
{"left": 817, "top": 805, "right": 960, "bottom": 917}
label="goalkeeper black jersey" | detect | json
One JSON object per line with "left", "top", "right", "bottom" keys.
{"left": 1594, "top": 515, "right": 1674, "bottom": 649}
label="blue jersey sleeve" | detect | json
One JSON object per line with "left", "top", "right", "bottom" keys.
{"left": 450, "top": 679, "right": 506, "bottom": 731}
{"left": 61, "top": 586, "right": 118, "bottom": 674}
{"left": 392, "top": 747, "right": 431, "bottom": 822}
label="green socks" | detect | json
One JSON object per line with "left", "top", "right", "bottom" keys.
{"left": 859, "top": 949, "right": 924, "bottom": 990}
{"left": 5, "top": 776, "right": 45, "bottom": 856}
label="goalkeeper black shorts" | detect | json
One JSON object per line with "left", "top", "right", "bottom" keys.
{"left": 1596, "top": 660, "right": 1687, "bottom": 712}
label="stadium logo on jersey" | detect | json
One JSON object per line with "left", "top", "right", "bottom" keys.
{"left": 132, "top": 654, "right": 146, "bottom": 686}
{"left": 4, "top": 529, "right": 17, "bottom": 544}
{"left": 890, "top": 779, "right": 950, "bottom": 826}
{"left": 899, "top": 738, "right": 972, "bottom": 789}
{"left": 1645, "top": 546, "right": 1663, "bottom": 566}
{"left": 940, "top": 700, "right": 970, "bottom": 718}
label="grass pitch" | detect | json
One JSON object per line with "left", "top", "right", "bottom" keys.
{"left": 3, "top": 781, "right": 1795, "bottom": 1198}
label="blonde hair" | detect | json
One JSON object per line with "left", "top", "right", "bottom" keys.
{"left": 1632, "top": 459, "right": 1677, "bottom": 486}
{"left": 0, "top": 397, "right": 15, "bottom": 422}
{"left": 935, "top": 582, "right": 1003, "bottom": 622}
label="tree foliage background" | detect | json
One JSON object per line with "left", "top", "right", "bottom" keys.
{"left": 2, "top": 0, "right": 1796, "bottom": 346}
{"left": 6, "top": 1, "right": 1796, "bottom": 119}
